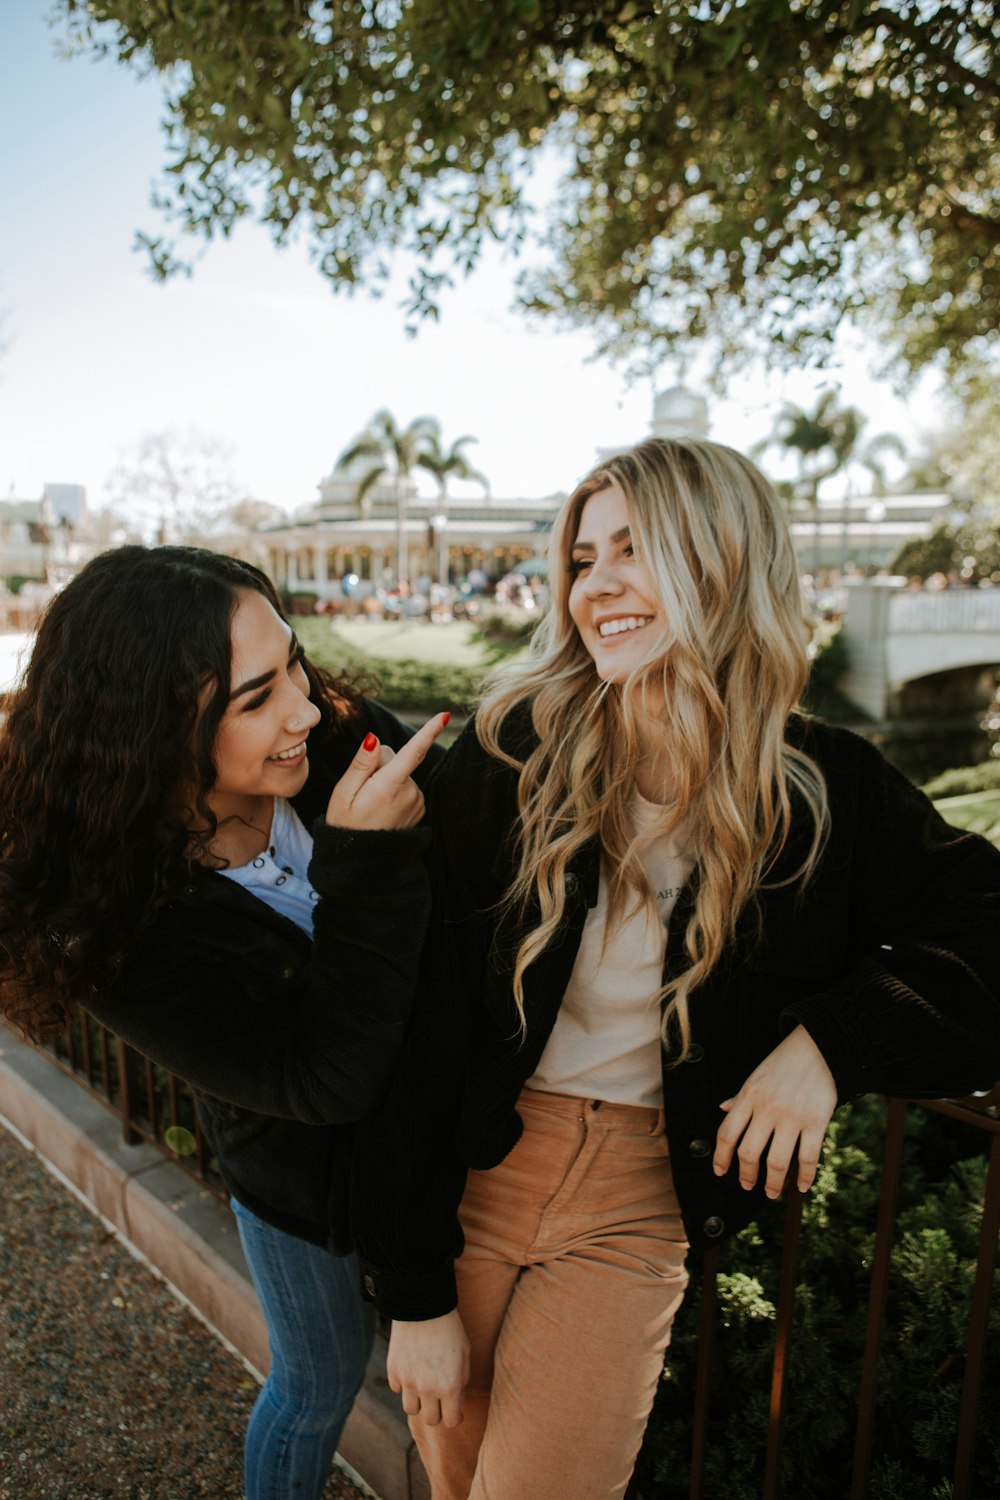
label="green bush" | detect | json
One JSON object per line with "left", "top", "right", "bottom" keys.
{"left": 801, "top": 623, "right": 863, "bottom": 721}
{"left": 281, "top": 590, "right": 321, "bottom": 617}
{"left": 473, "top": 609, "right": 537, "bottom": 652}
{"left": 921, "top": 761, "right": 1000, "bottom": 799}
{"left": 632, "top": 1099, "right": 999, "bottom": 1498}
{"left": 296, "top": 618, "right": 484, "bottom": 714}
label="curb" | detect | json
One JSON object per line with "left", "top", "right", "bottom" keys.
{"left": 0, "top": 1029, "right": 429, "bottom": 1500}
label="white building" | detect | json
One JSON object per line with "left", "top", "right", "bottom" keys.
{"left": 0, "top": 483, "right": 86, "bottom": 585}
{"left": 787, "top": 491, "right": 956, "bottom": 574}
{"left": 217, "top": 387, "right": 956, "bottom": 596}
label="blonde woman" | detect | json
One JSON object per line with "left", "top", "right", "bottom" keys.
{"left": 354, "top": 439, "right": 1000, "bottom": 1500}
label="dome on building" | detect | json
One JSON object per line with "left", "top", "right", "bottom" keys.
{"left": 651, "top": 384, "right": 709, "bottom": 441}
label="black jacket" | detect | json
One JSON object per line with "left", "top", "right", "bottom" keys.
{"left": 353, "top": 706, "right": 1000, "bottom": 1318}
{"left": 82, "top": 699, "right": 435, "bottom": 1252}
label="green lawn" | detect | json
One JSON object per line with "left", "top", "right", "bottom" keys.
{"left": 931, "top": 789, "right": 1000, "bottom": 847}
{"left": 332, "top": 619, "right": 505, "bottom": 666}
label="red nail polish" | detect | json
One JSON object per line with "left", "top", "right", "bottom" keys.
{"left": 442, "top": 712, "right": 451, "bottom": 727}
{"left": 363, "top": 732, "right": 377, "bottom": 751}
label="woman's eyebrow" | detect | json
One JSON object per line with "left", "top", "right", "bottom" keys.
{"left": 229, "top": 668, "right": 276, "bottom": 702}
{"left": 571, "top": 526, "right": 631, "bottom": 552}
{"left": 229, "top": 635, "right": 299, "bottom": 701}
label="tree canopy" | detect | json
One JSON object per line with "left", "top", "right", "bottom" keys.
{"left": 58, "top": 0, "right": 999, "bottom": 376}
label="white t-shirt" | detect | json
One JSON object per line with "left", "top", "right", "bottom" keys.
{"left": 528, "top": 788, "right": 693, "bottom": 1109}
{"left": 219, "top": 797, "right": 318, "bottom": 937}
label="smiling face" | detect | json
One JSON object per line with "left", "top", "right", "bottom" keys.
{"left": 206, "top": 589, "right": 322, "bottom": 825}
{"left": 568, "top": 484, "right": 662, "bottom": 683}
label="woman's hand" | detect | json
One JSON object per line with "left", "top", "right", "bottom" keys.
{"left": 325, "top": 712, "right": 449, "bottom": 830}
{"left": 713, "top": 1024, "right": 837, "bottom": 1198}
{"left": 387, "top": 1310, "right": 470, "bottom": 1428}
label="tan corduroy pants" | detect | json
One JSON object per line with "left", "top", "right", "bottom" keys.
{"left": 412, "top": 1088, "right": 689, "bottom": 1500}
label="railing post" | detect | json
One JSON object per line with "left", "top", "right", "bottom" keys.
{"left": 850, "top": 1096, "right": 908, "bottom": 1499}
{"left": 762, "top": 1186, "right": 804, "bottom": 1500}
{"left": 115, "top": 1035, "right": 142, "bottom": 1146}
{"left": 688, "top": 1245, "right": 721, "bottom": 1500}
{"left": 952, "top": 1130, "right": 1000, "bottom": 1499}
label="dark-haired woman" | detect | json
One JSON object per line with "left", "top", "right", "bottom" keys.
{"left": 0, "top": 545, "right": 448, "bottom": 1500}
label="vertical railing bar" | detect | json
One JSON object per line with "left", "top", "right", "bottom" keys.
{"left": 98, "top": 1023, "right": 112, "bottom": 1100}
{"left": 688, "top": 1244, "right": 721, "bottom": 1500}
{"left": 116, "top": 1035, "right": 140, "bottom": 1146}
{"left": 192, "top": 1102, "right": 210, "bottom": 1180}
{"left": 951, "top": 1131, "right": 1000, "bottom": 1500}
{"left": 78, "top": 1015, "right": 93, "bottom": 1086}
{"left": 167, "top": 1071, "right": 180, "bottom": 1137}
{"left": 63, "top": 1018, "right": 77, "bottom": 1073}
{"left": 850, "top": 1096, "right": 908, "bottom": 1500}
{"left": 762, "top": 1185, "right": 804, "bottom": 1500}
{"left": 143, "top": 1055, "right": 156, "bottom": 1137}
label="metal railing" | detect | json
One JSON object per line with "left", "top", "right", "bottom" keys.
{"left": 35, "top": 1018, "right": 1000, "bottom": 1498}
{"left": 43, "top": 1010, "right": 223, "bottom": 1197}
{"left": 685, "top": 1087, "right": 1000, "bottom": 1500}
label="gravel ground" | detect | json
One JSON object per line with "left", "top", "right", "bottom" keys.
{"left": 0, "top": 1124, "right": 374, "bottom": 1500}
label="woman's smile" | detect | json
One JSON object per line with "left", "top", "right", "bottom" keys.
{"left": 569, "top": 486, "right": 661, "bottom": 681}
{"left": 207, "top": 590, "right": 322, "bottom": 823}
{"left": 596, "top": 614, "right": 655, "bottom": 640}
{"left": 267, "top": 740, "right": 308, "bottom": 764}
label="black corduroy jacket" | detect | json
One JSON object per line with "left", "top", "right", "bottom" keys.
{"left": 82, "top": 699, "right": 435, "bottom": 1252}
{"left": 353, "top": 706, "right": 1000, "bottom": 1318}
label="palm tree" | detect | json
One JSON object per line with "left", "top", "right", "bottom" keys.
{"left": 419, "top": 432, "right": 489, "bottom": 584}
{"left": 337, "top": 410, "right": 440, "bottom": 586}
{"left": 755, "top": 390, "right": 901, "bottom": 573}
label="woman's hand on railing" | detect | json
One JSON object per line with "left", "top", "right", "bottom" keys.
{"left": 713, "top": 1024, "right": 837, "bottom": 1199}
{"left": 325, "top": 712, "right": 450, "bottom": 831}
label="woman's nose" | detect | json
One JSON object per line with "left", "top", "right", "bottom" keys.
{"left": 583, "top": 558, "right": 623, "bottom": 596}
{"left": 287, "top": 694, "right": 322, "bottom": 731}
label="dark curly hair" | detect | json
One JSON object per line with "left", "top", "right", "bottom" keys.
{"left": 0, "top": 545, "right": 362, "bottom": 1040}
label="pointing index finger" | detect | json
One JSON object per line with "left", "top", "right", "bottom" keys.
{"left": 379, "top": 711, "right": 450, "bottom": 782}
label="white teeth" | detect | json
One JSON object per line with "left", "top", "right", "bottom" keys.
{"left": 598, "top": 616, "right": 651, "bottom": 638}
{"left": 270, "top": 742, "right": 305, "bottom": 761}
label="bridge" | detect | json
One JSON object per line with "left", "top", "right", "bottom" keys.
{"left": 839, "top": 580, "right": 1000, "bottom": 721}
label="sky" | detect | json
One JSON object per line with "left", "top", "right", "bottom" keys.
{"left": 1, "top": 0, "right": 952, "bottom": 522}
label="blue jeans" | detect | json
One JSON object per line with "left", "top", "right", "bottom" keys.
{"left": 232, "top": 1198, "right": 376, "bottom": 1500}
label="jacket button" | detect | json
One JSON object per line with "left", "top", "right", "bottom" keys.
{"left": 282, "top": 967, "right": 296, "bottom": 981}
{"left": 689, "top": 1138, "right": 712, "bottom": 1159}
{"left": 703, "top": 1216, "right": 725, "bottom": 1239}
{"left": 565, "top": 874, "right": 580, "bottom": 897}
{"left": 362, "top": 1274, "right": 376, "bottom": 1298}
{"left": 687, "top": 1043, "right": 705, "bottom": 1063}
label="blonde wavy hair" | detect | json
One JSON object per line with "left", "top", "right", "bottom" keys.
{"left": 477, "top": 437, "right": 829, "bottom": 1058}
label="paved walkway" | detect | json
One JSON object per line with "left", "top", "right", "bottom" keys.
{"left": 0, "top": 1122, "right": 372, "bottom": 1500}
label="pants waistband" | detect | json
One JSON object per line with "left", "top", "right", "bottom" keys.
{"left": 518, "top": 1086, "right": 664, "bottom": 1134}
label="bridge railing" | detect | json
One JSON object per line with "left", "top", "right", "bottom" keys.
{"left": 889, "top": 587, "right": 1000, "bottom": 634}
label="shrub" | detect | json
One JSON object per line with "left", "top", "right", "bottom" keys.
{"left": 632, "top": 1099, "right": 999, "bottom": 1498}
{"left": 802, "top": 623, "right": 862, "bottom": 721}
{"left": 281, "top": 590, "right": 321, "bottom": 616}
{"left": 921, "top": 761, "right": 1000, "bottom": 799}
{"left": 473, "top": 609, "right": 537, "bottom": 651}
{"left": 296, "top": 618, "right": 484, "bottom": 714}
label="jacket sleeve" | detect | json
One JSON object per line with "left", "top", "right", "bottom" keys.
{"left": 352, "top": 718, "right": 512, "bottom": 1320}
{"left": 783, "top": 741, "right": 1000, "bottom": 1103}
{"left": 83, "top": 816, "right": 432, "bottom": 1126}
